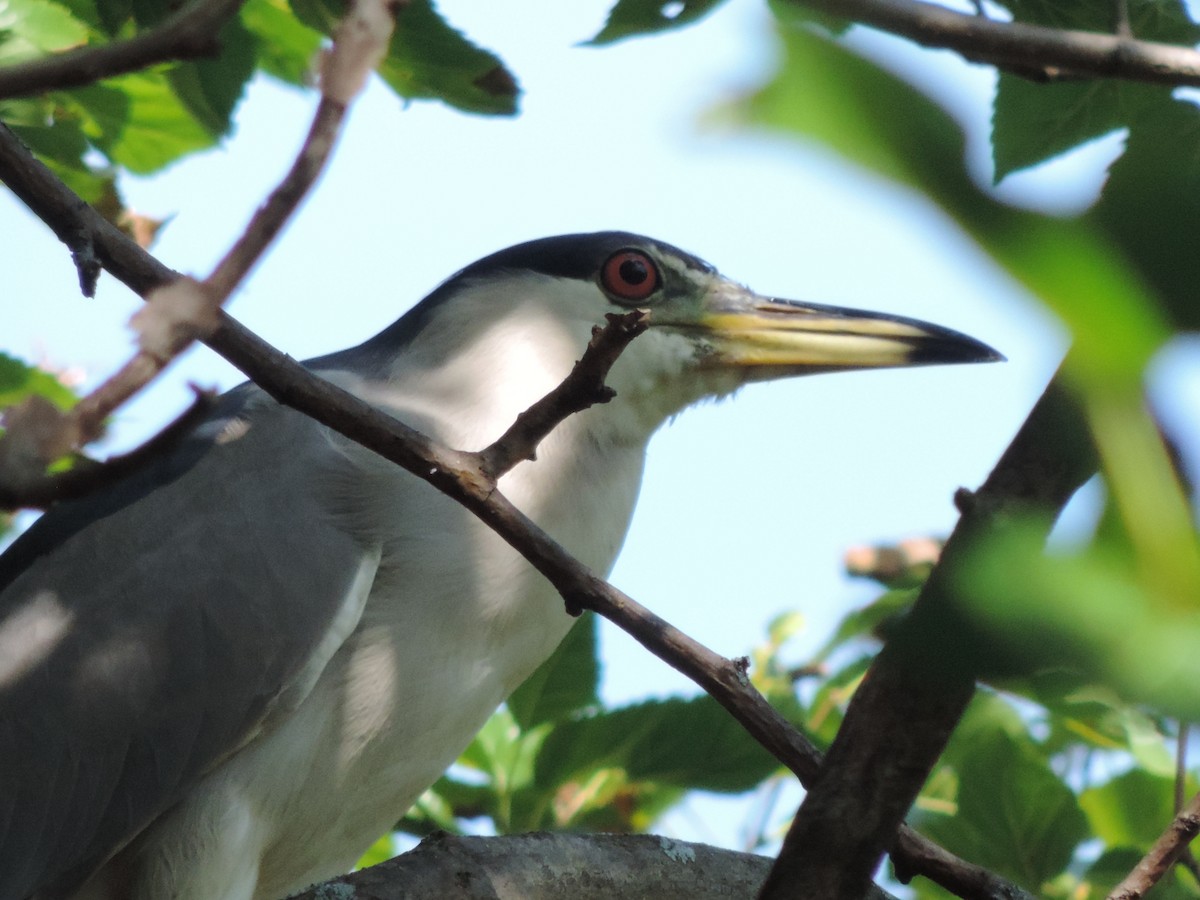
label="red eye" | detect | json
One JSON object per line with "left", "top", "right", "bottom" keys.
{"left": 600, "top": 250, "right": 660, "bottom": 302}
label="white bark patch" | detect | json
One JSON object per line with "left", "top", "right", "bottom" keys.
{"left": 130, "top": 277, "right": 221, "bottom": 359}
{"left": 320, "top": 0, "right": 397, "bottom": 104}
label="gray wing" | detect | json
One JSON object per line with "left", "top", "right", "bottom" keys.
{"left": 0, "top": 384, "right": 377, "bottom": 900}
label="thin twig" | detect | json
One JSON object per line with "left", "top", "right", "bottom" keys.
{"left": 1109, "top": 792, "right": 1200, "bottom": 899}
{"left": 477, "top": 310, "right": 650, "bottom": 479}
{"left": 0, "top": 0, "right": 248, "bottom": 100}
{"left": 797, "top": 0, "right": 1200, "bottom": 86}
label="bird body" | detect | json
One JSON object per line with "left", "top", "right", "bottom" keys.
{"left": 0, "top": 233, "right": 999, "bottom": 899}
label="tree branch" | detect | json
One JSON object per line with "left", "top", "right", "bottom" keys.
{"left": 0, "top": 0, "right": 395, "bottom": 504}
{"left": 0, "top": 0, "right": 248, "bottom": 100}
{"left": 1109, "top": 792, "right": 1200, "bottom": 900}
{"left": 798, "top": 0, "right": 1200, "bottom": 86}
{"left": 758, "top": 374, "right": 1099, "bottom": 899}
{"left": 290, "top": 833, "right": 896, "bottom": 900}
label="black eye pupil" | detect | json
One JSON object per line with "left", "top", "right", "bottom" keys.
{"left": 618, "top": 258, "right": 648, "bottom": 284}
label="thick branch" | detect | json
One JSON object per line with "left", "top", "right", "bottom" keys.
{"left": 0, "top": 0, "right": 247, "bottom": 100}
{"left": 799, "top": 0, "right": 1200, "bottom": 86}
{"left": 290, "top": 833, "right": 898, "bottom": 900}
{"left": 758, "top": 374, "right": 1098, "bottom": 899}
{"left": 1109, "top": 792, "right": 1200, "bottom": 900}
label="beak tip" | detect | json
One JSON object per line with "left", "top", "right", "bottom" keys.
{"left": 910, "top": 335, "right": 1005, "bottom": 367}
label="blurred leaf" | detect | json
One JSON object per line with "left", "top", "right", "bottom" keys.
{"left": 166, "top": 15, "right": 257, "bottom": 137}
{"left": 354, "top": 832, "right": 393, "bottom": 869}
{"left": 959, "top": 522, "right": 1200, "bottom": 718}
{"left": 508, "top": 613, "right": 599, "bottom": 730}
{"left": 0, "top": 0, "right": 89, "bottom": 62}
{"left": 1093, "top": 96, "right": 1200, "bottom": 330}
{"left": 738, "top": 23, "right": 1170, "bottom": 386}
{"left": 241, "top": 0, "right": 322, "bottom": 86}
{"left": 70, "top": 71, "right": 215, "bottom": 172}
{"left": 811, "top": 588, "right": 915, "bottom": 662}
{"left": 0, "top": 353, "right": 78, "bottom": 411}
{"left": 588, "top": 0, "right": 727, "bottom": 45}
{"left": 90, "top": 0, "right": 131, "bottom": 36}
{"left": 917, "top": 728, "right": 1089, "bottom": 888}
{"left": 1080, "top": 768, "right": 1185, "bottom": 848}
{"left": 805, "top": 652, "right": 870, "bottom": 745}
{"left": 535, "top": 695, "right": 778, "bottom": 794}
{"left": 1016, "top": 672, "right": 1175, "bottom": 774}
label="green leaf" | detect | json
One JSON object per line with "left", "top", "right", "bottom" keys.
{"left": 378, "top": 0, "right": 518, "bottom": 116}
{"left": 0, "top": 353, "right": 78, "bottom": 411}
{"left": 240, "top": 0, "right": 322, "bottom": 86}
{"left": 70, "top": 71, "right": 215, "bottom": 173}
{"left": 1092, "top": 96, "right": 1200, "bottom": 331}
{"left": 992, "top": 77, "right": 1153, "bottom": 182}
{"left": 166, "top": 16, "right": 257, "bottom": 137}
{"left": 354, "top": 832, "right": 393, "bottom": 869}
{"left": 535, "top": 695, "right": 778, "bottom": 794}
{"left": 811, "top": 588, "right": 915, "bottom": 661}
{"left": 588, "top": 0, "right": 728, "bottom": 46}
{"left": 958, "top": 523, "right": 1200, "bottom": 718}
{"left": 917, "top": 729, "right": 1089, "bottom": 889}
{"left": 91, "top": 0, "right": 132, "bottom": 36}
{"left": 289, "top": 0, "right": 519, "bottom": 114}
{"left": 508, "top": 613, "right": 599, "bottom": 730}
{"left": 0, "top": 0, "right": 90, "bottom": 62}
{"left": 991, "top": 0, "right": 1199, "bottom": 179}
{"left": 1080, "top": 768, "right": 1183, "bottom": 848}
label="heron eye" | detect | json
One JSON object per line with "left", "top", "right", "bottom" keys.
{"left": 600, "top": 250, "right": 660, "bottom": 303}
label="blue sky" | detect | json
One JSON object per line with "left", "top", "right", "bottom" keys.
{"left": 4, "top": 0, "right": 1197, "bottom": 856}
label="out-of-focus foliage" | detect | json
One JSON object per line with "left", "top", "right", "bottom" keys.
{"left": 0, "top": 0, "right": 517, "bottom": 215}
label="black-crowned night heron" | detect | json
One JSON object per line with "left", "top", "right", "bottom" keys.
{"left": 0, "top": 232, "right": 1000, "bottom": 900}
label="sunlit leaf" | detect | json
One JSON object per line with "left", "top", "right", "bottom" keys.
{"left": 0, "top": 0, "right": 89, "bottom": 62}
{"left": 69, "top": 71, "right": 215, "bottom": 172}
{"left": 240, "top": 0, "right": 322, "bottom": 86}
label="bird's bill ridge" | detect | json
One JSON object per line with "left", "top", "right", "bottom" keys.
{"left": 683, "top": 295, "right": 1004, "bottom": 372}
